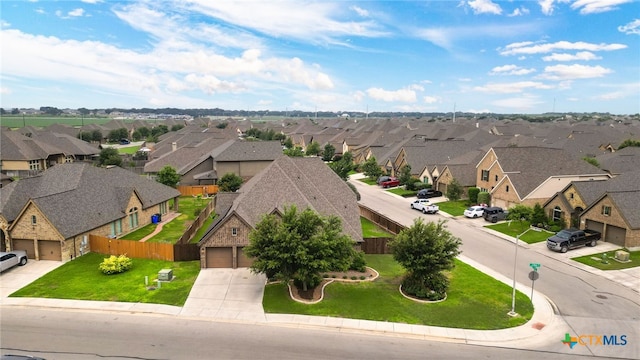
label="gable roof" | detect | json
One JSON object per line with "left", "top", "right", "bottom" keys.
{"left": 202, "top": 156, "right": 362, "bottom": 243}
{"left": 1, "top": 163, "right": 180, "bottom": 238}
{"left": 596, "top": 146, "right": 640, "bottom": 175}
{"left": 1, "top": 129, "right": 65, "bottom": 160}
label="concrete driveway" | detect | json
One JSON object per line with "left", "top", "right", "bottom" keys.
{"left": 0, "top": 260, "right": 63, "bottom": 300}
{"left": 180, "top": 268, "right": 267, "bottom": 322}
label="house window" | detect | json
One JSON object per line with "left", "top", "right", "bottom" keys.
{"left": 481, "top": 170, "right": 490, "bottom": 181}
{"left": 29, "top": 160, "right": 40, "bottom": 171}
{"left": 65, "top": 155, "right": 74, "bottom": 163}
{"left": 495, "top": 175, "right": 498, "bottom": 181}
{"left": 602, "top": 206, "right": 611, "bottom": 216}
{"left": 232, "top": 227, "right": 238, "bottom": 236}
{"left": 506, "top": 185, "right": 510, "bottom": 192}
{"left": 552, "top": 206, "right": 562, "bottom": 222}
{"left": 569, "top": 193, "right": 574, "bottom": 199}
{"left": 31, "top": 215, "right": 37, "bottom": 225}
{"left": 128, "top": 207, "right": 139, "bottom": 228}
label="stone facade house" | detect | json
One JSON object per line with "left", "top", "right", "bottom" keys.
{"left": 475, "top": 147, "right": 610, "bottom": 209}
{"left": 0, "top": 163, "right": 180, "bottom": 260}
{"left": 198, "top": 156, "right": 362, "bottom": 268}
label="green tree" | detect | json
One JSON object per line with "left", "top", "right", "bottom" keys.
{"left": 531, "top": 203, "right": 547, "bottom": 227}
{"left": 283, "top": 137, "right": 294, "bottom": 149}
{"left": 216, "top": 122, "right": 228, "bottom": 129}
{"left": 322, "top": 143, "right": 336, "bottom": 161}
{"left": 329, "top": 151, "right": 353, "bottom": 180}
{"left": 618, "top": 139, "right": 640, "bottom": 149}
{"left": 284, "top": 147, "right": 304, "bottom": 157}
{"left": 506, "top": 204, "right": 533, "bottom": 223}
{"left": 218, "top": 172, "right": 243, "bottom": 192}
{"left": 390, "top": 219, "right": 461, "bottom": 300}
{"left": 91, "top": 130, "right": 103, "bottom": 142}
{"left": 305, "top": 141, "right": 321, "bottom": 156}
{"left": 244, "top": 206, "right": 355, "bottom": 291}
{"left": 398, "top": 165, "right": 413, "bottom": 187}
{"left": 156, "top": 166, "right": 180, "bottom": 188}
{"left": 468, "top": 187, "right": 480, "bottom": 204}
{"left": 477, "top": 191, "right": 491, "bottom": 206}
{"left": 98, "top": 148, "right": 122, "bottom": 167}
{"left": 78, "top": 131, "right": 92, "bottom": 142}
{"left": 582, "top": 156, "right": 599, "bottom": 167}
{"left": 362, "top": 156, "right": 383, "bottom": 180}
{"left": 446, "top": 178, "right": 463, "bottom": 201}
{"left": 274, "top": 132, "right": 286, "bottom": 142}
{"left": 108, "top": 128, "right": 129, "bottom": 143}
{"left": 171, "top": 124, "right": 184, "bottom": 132}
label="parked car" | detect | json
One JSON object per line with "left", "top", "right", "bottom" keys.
{"left": 379, "top": 177, "right": 400, "bottom": 188}
{"left": 410, "top": 199, "right": 439, "bottom": 214}
{"left": 376, "top": 175, "right": 391, "bottom": 185}
{"left": 483, "top": 207, "right": 508, "bottom": 223}
{"left": 119, "top": 138, "right": 131, "bottom": 145}
{"left": 464, "top": 205, "right": 486, "bottom": 218}
{"left": 546, "top": 228, "right": 602, "bottom": 253}
{"left": 416, "top": 189, "right": 443, "bottom": 199}
{"left": 0, "top": 250, "right": 28, "bottom": 273}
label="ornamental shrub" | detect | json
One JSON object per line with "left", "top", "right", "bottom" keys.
{"left": 468, "top": 187, "right": 480, "bottom": 204}
{"left": 349, "top": 251, "right": 367, "bottom": 272}
{"left": 99, "top": 254, "right": 133, "bottom": 275}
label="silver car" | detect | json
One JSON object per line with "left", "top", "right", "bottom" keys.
{"left": 0, "top": 250, "right": 28, "bottom": 273}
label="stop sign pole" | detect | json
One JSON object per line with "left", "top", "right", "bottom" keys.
{"left": 529, "top": 263, "right": 541, "bottom": 303}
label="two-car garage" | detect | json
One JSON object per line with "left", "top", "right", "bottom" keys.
{"left": 11, "top": 239, "right": 62, "bottom": 261}
{"left": 585, "top": 220, "right": 626, "bottom": 247}
{"left": 205, "top": 246, "right": 254, "bottom": 268}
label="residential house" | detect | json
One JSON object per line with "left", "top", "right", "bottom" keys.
{"left": 198, "top": 156, "right": 362, "bottom": 268}
{"left": 0, "top": 163, "right": 180, "bottom": 259}
{"left": 1, "top": 129, "right": 67, "bottom": 178}
{"left": 475, "top": 147, "right": 610, "bottom": 209}
{"left": 595, "top": 146, "right": 640, "bottom": 176}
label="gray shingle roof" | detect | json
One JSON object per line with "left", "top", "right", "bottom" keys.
{"left": 0, "top": 163, "right": 180, "bottom": 238}
{"left": 607, "top": 191, "right": 640, "bottom": 229}
{"left": 216, "top": 141, "right": 283, "bottom": 161}
{"left": 1, "top": 129, "right": 65, "bottom": 160}
{"left": 596, "top": 146, "right": 640, "bottom": 175}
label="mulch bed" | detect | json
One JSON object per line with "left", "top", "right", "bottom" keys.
{"left": 289, "top": 267, "right": 378, "bottom": 302}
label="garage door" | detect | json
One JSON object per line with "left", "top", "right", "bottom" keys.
{"left": 205, "top": 247, "right": 232, "bottom": 268}
{"left": 12, "top": 239, "right": 35, "bottom": 259}
{"left": 237, "top": 247, "right": 254, "bottom": 268}
{"left": 38, "top": 240, "right": 61, "bottom": 261}
{"left": 605, "top": 225, "right": 626, "bottom": 247}
{"left": 585, "top": 220, "right": 604, "bottom": 234}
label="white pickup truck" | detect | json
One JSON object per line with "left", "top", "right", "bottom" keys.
{"left": 410, "top": 199, "right": 439, "bottom": 214}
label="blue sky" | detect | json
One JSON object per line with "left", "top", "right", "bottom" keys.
{"left": 1, "top": 0, "right": 639, "bottom": 114}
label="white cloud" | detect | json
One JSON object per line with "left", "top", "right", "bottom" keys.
{"left": 468, "top": 0, "right": 502, "bottom": 15}
{"left": 351, "top": 5, "right": 369, "bottom": 17}
{"left": 1, "top": 87, "right": 11, "bottom": 95}
{"left": 35, "top": 8, "right": 45, "bottom": 15}
{"left": 571, "top": 0, "right": 633, "bottom": 14}
{"left": 542, "top": 51, "right": 601, "bottom": 61}
{"left": 499, "top": 40, "right": 626, "bottom": 55}
{"left": 474, "top": 81, "right": 554, "bottom": 93}
{"left": 618, "top": 19, "right": 640, "bottom": 35}
{"left": 1, "top": 20, "right": 10, "bottom": 28}
{"left": 538, "top": 0, "right": 556, "bottom": 15}
{"left": 508, "top": 6, "right": 530, "bottom": 17}
{"left": 68, "top": 8, "right": 85, "bottom": 17}
{"left": 540, "top": 64, "right": 612, "bottom": 80}
{"left": 423, "top": 96, "right": 439, "bottom": 104}
{"left": 489, "top": 64, "right": 536, "bottom": 75}
{"left": 366, "top": 87, "right": 417, "bottom": 102}
{"left": 81, "top": 0, "right": 102, "bottom": 4}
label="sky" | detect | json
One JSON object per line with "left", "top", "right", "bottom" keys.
{"left": 1, "top": 0, "right": 639, "bottom": 114}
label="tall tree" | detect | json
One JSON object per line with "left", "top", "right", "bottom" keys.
{"left": 398, "top": 164, "right": 413, "bottom": 187}
{"left": 322, "top": 143, "right": 336, "bottom": 161}
{"left": 98, "top": 148, "right": 122, "bottom": 167}
{"left": 362, "top": 156, "right": 383, "bottom": 180}
{"left": 156, "top": 166, "right": 180, "bottom": 188}
{"left": 329, "top": 151, "right": 353, "bottom": 180}
{"left": 305, "top": 141, "right": 321, "bottom": 156}
{"left": 218, "top": 172, "right": 243, "bottom": 192}
{"left": 244, "top": 206, "right": 355, "bottom": 291}
{"left": 446, "top": 178, "right": 463, "bottom": 201}
{"left": 390, "top": 219, "right": 461, "bottom": 301}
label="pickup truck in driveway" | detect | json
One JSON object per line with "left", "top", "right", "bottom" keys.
{"left": 379, "top": 177, "right": 400, "bottom": 188}
{"left": 546, "top": 228, "right": 602, "bottom": 253}
{"left": 410, "top": 199, "right": 439, "bottom": 214}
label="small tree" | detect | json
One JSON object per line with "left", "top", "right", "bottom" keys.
{"left": 477, "top": 191, "right": 491, "bottom": 205}
{"left": 284, "top": 147, "right": 304, "bottom": 157}
{"left": 398, "top": 165, "right": 413, "bottom": 187}
{"left": 244, "top": 206, "right": 355, "bottom": 291}
{"left": 446, "top": 178, "right": 463, "bottom": 201}
{"left": 218, "top": 172, "right": 243, "bottom": 192}
{"left": 328, "top": 152, "right": 353, "bottom": 180}
{"left": 531, "top": 203, "right": 547, "bottom": 227}
{"left": 468, "top": 187, "right": 480, "bottom": 204}
{"left": 305, "top": 141, "right": 321, "bottom": 156}
{"left": 98, "top": 148, "right": 122, "bottom": 167}
{"left": 390, "top": 219, "right": 461, "bottom": 300}
{"left": 362, "top": 156, "right": 383, "bottom": 180}
{"left": 322, "top": 143, "right": 336, "bottom": 162}
{"left": 156, "top": 166, "right": 180, "bottom": 188}
{"left": 507, "top": 204, "right": 533, "bottom": 223}
{"left": 283, "top": 137, "right": 294, "bottom": 149}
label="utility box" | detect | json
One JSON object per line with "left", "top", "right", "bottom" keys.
{"left": 615, "top": 250, "right": 630, "bottom": 262}
{"left": 158, "top": 269, "right": 173, "bottom": 281}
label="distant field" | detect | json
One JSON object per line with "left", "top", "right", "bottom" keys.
{"left": 0, "top": 115, "right": 114, "bottom": 128}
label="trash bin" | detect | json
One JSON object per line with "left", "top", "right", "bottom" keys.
{"left": 155, "top": 213, "right": 162, "bottom": 222}
{"left": 151, "top": 214, "right": 159, "bottom": 224}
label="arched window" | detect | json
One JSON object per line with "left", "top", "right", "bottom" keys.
{"left": 552, "top": 206, "right": 562, "bottom": 222}
{"left": 128, "top": 207, "right": 139, "bottom": 229}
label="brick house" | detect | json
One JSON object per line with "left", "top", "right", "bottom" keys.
{"left": 0, "top": 163, "right": 180, "bottom": 260}
{"left": 198, "top": 156, "right": 362, "bottom": 268}
{"left": 475, "top": 147, "right": 610, "bottom": 209}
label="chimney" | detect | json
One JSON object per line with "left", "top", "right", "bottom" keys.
{"left": 172, "top": 142, "right": 177, "bottom": 152}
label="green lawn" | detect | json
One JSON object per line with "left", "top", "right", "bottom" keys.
{"left": 484, "top": 221, "right": 553, "bottom": 244}
{"left": 118, "top": 145, "right": 141, "bottom": 154}
{"left": 361, "top": 217, "right": 394, "bottom": 238}
{"left": 572, "top": 249, "right": 640, "bottom": 270}
{"left": 387, "top": 188, "right": 417, "bottom": 197}
{"left": 360, "top": 178, "right": 378, "bottom": 185}
{"left": 0, "top": 115, "right": 112, "bottom": 128}
{"left": 123, "top": 223, "right": 159, "bottom": 240}
{"left": 436, "top": 200, "right": 469, "bottom": 217}
{"left": 191, "top": 214, "right": 216, "bottom": 244}
{"left": 263, "top": 255, "right": 533, "bottom": 329}
{"left": 145, "top": 196, "right": 211, "bottom": 243}
{"left": 10, "top": 253, "right": 200, "bottom": 306}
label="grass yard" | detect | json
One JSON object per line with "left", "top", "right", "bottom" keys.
{"left": 117, "top": 145, "right": 142, "bottom": 154}
{"left": 361, "top": 217, "right": 394, "bottom": 238}
{"left": 10, "top": 253, "right": 200, "bottom": 306}
{"left": 263, "top": 255, "right": 533, "bottom": 330}
{"left": 484, "top": 221, "right": 553, "bottom": 244}
{"left": 0, "top": 115, "right": 112, "bottom": 128}
{"left": 435, "top": 200, "right": 469, "bottom": 217}
{"left": 387, "top": 187, "right": 417, "bottom": 197}
{"left": 359, "top": 178, "right": 378, "bottom": 185}
{"left": 572, "top": 249, "right": 640, "bottom": 270}
{"left": 146, "top": 196, "right": 211, "bottom": 243}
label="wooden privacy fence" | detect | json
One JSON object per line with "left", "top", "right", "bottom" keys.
{"left": 89, "top": 235, "right": 199, "bottom": 261}
{"left": 361, "top": 237, "right": 394, "bottom": 254}
{"left": 359, "top": 204, "right": 407, "bottom": 254}
{"left": 176, "top": 199, "right": 215, "bottom": 245}
{"left": 177, "top": 185, "right": 218, "bottom": 197}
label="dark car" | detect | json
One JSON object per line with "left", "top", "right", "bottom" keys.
{"left": 376, "top": 175, "right": 391, "bottom": 185}
{"left": 416, "top": 189, "right": 443, "bottom": 199}
{"left": 483, "top": 207, "right": 508, "bottom": 223}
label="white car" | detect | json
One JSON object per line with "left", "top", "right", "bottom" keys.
{"left": 410, "top": 199, "right": 439, "bottom": 214}
{"left": 0, "top": 250, "right": 28, "bottom": 273}
{"left": 464, "top": 205, "right": 486, "bottom": 218}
